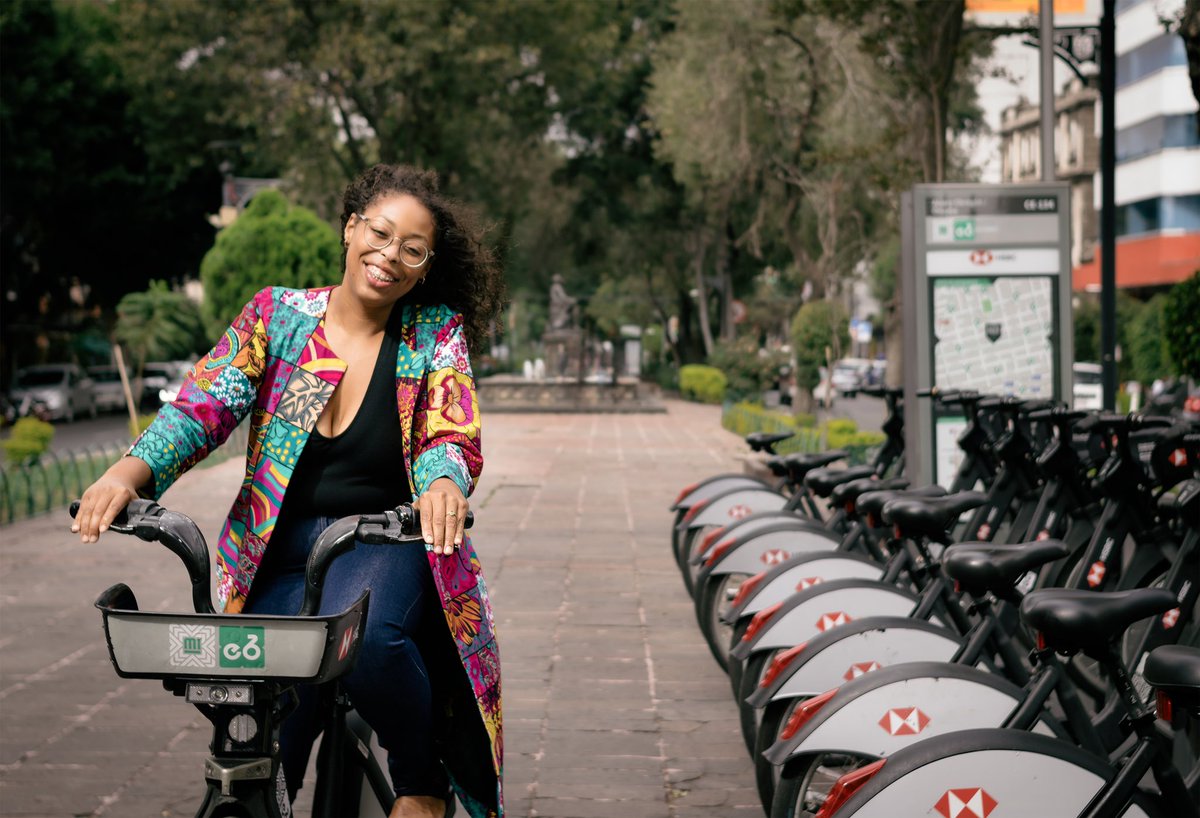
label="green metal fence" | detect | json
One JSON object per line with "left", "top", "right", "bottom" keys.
{"left": 0, "top": 425, "right": 249, "bottom": 525}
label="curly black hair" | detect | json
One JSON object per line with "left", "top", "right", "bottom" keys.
{"left": 340, "top": 164, "right": 506, "bottom": 353}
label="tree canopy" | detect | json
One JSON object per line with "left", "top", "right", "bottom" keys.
{"left": 4, "top": 0, "right": 1003, "bottom": 382}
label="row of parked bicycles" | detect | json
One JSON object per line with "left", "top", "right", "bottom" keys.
{"left": 670, "top": 386, "right": 1199, "bottom": 818}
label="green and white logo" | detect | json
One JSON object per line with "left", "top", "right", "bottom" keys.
{"left": 219, "top": 626, "right": 265, "bottom": 668}
{"left": 953, "top": 219, "right": 975, "bottom": 241}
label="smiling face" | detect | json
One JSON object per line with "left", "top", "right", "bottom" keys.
{"left": 341, "top": 192, "right": 436, "bottom": 310}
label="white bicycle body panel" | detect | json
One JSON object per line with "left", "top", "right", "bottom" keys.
{"left": 841, "top": 745, "right": 1145, "bottom": 818}
{"left": 773, "top": 626, "right": 964, "bottom": 700}
{"left": 749, "top": 585, "right": 939, "bottom": 653}
{"left": 705, "top": 530, "right": 844, "bottom": 577}
{"left": 784, "top": 673, "right": 1055, "bottom": 763}
{"left": 686, "top": 488, "right": 788, "bottom": 529}
{"left": 676, "top": 475, "right": 770, "bottom": 510}
{"left": 691, "top": 513, "right": 825, "bottom": 565}
{"left": 736, "top": 557, "right": 885, "bottom": 616}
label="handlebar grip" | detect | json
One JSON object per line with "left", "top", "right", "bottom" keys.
{"left": 69, "top": 498, "right": 164, "bottom": 530}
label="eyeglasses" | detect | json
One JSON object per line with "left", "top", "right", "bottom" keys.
{"left": 356, "top": 214, "right": 435, "bottom": 268}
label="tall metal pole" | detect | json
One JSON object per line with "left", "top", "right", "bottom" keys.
{"left": 1100, "top": 0, "right": 1117, "bottom": 409}
{"left": 1039, "top": 0, "right": 1056, "bottom": 181}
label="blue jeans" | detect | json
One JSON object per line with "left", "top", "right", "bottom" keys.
{"left": 244, "top": 514, "right": 450, "bottom": 801}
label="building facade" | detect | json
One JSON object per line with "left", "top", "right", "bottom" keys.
{"left": 997, "top": 0, "right": 1199, "bottom": 292}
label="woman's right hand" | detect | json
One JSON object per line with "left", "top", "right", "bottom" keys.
{"left": 72, "top": 457, "right": 152, "bottom": 543}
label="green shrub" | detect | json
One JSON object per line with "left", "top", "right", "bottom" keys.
{"left": 793, "top": 413, "right": 816, "bottom": 429}
{"left": 3, "top": 418, "right": 55, "bottom": 465}
{"left": 1163, "top": 272, "right": 1200, "bottom": 378}
{"left": 200, "top": 189, "right": 341, "bottom": 333}
{"left": 720, "top": 402, "right": 822, "bottom": 454}
{"left": 679, "top": 364, "right": 728, "bottom": 404}
{"left": 708, "top": 338, "right": 791, "bottom": 402}
{"left": 790, "top": 300, "right": 850, "bottom": 392}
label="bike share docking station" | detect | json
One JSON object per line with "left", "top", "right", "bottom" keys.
{"left": 901, "top": 183, "right": 1075, "bottom": 487}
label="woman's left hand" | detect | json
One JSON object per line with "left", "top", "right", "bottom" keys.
{"left": 418, "top": 477, "right": 469, "bottom": 556}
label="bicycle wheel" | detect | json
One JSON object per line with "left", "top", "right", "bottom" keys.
{"left": 695, "top": 572, "right": 750, "bottom": 672}
{"left": 754, "top": 696, "right": 804, "bottom": 810}
{"left": 771, "top": 752, "right": 872, "bottom": 818}
{"left": 738, "top": 650, "right": 776, "bottom": 755}
{"left": 681, "top": 523, "right": 721, "bottom": 596}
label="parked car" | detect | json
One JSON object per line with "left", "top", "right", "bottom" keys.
{"left": 88, "top": 366, "right": 128, "bottom": 413}
{"left": 1072, "top": 362, "right": 1103, "bottom": 410}
{"left": 8, "top": 364, "right": 96, "bottom": 422}
{"left": 830, "top": 358, "right": 872, "bottom": 397}
{"left": 153, "top": 361, "right": 194, "bottom": 405}
{"left": 141, "top": 361, "right": 191, "bottom": 407}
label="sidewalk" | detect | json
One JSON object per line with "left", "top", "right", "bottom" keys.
{"left": 0, "top": 399, "right": 759, "bottom": 817}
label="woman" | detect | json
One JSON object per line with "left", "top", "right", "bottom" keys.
{"left": 72, "top": 164, "right": 505, "bottom": 818}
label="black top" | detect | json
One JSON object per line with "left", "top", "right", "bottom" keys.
{"left": 280, "top": 309, "right": 412, "bottom": 519}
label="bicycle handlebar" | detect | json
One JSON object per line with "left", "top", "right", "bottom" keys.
{"left": 71, "top": 499, "right": 214, "bottom": 614}
{"left": 71, "top": 500, "right": 473, "bottom": 616}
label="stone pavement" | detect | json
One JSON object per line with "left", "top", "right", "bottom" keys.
{"left": 0, "top": 399, "right": 760, "bottom": 817}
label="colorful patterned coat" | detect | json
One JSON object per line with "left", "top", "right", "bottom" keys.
{"left": 128, "top": 285, "right": 502, "bottom": 816}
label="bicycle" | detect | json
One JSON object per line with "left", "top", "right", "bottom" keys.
{"left": 75, "top": 498, "right": 467, "bottom": 818}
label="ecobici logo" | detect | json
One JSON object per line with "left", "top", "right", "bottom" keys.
{"left": 168, "top": 624, "right": 265, "bottom": 669}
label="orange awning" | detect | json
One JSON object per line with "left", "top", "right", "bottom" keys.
{"left": 1073, "top": 232, "right": 1200, "bottom": 291}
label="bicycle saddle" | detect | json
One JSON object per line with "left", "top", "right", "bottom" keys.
{"left": 804, "top": 465, "right": 877, "bottom": 498}
{"left": 1157, "top": 479, "right": 1198, "bottom": 522}
{"left": 881, "top": 491, "right": 988, "bottom": 542}
{"left": 943, "top": 539, "right": 1070, "bottom": 599}
{"left": 830, "top": 476, "right": 910, "bottom": 509}
{"left": 782, "top": 450, "right": 849, "bottom": 481}
{"left": 1020, "top": 588, "right": 1177, "bottom": 654}
{"left": 856, "top": 486, "right": 947, "bottom": 520}
{"left": 746, "top": 431, "right": 794, "bottom": 452}
{"left": 1143, "top": 645, "right": 1200, "bottom": 709}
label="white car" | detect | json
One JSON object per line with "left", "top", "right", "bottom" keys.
{"left": 88, "top": 366, "right": 128, "bottom": 413}
{"left": 9, "top": 364, "right": 96, "bottom": 422}
{"left": 1072, "top": 362, "right": 1103, "bottom": 410}
{"left": 831, "top": 358, "right": 872, "bottom": 397}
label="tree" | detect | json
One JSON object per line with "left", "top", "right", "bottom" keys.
{"left": 1164, "top": 272, "right": 1200, "bottom": 378}
{"left": 1, "top": 0, "right": 220, "bottom": 370}
{"left": 114, "top": 280, "right": 208, "bottom": 399}
{"left": 1182, "top": 0, "right": 1200, "bottom": 135}
{"left": 790, "top": 299, "right": 849, "bottom": 411}
{"left": 199, "top": 190, "right": 341, "bottom": 331}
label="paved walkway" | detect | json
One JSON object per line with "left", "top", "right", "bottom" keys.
{"left": 0, "top": 400, "right": 760, "bottom": 817}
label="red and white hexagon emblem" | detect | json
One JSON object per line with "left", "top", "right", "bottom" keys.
{"left": 1087, "top": 561, "right": 1107, "bottom": 588}
{"left": 878, "top": 706, "right": 930, "bottom": 736}
{"left": 760, "top": 549, "right": 790, "bottom": 566}
{"left": 816, "top": 612, "right": 853, "bottom": 632}
{"left": 969, "top": 250, "right": 994, "bottom": 266}
{"left": 844, "top": 661, "right": 882, "bottom": 680}
{"left": 934, "top": 788, "right": 997, "bottom": 818}
{"left": 1162, "top": 608, "right": 1181, "bottom": 629}
{"left": 728, "top": 504, "right": 752, "bottom": 520}
{"left": 976, "top": 523, "right": 991, "bottom": 540}
{"left": 1168, "top": 448, "right": 1187, "bottom": 467}
{"left": 795, "top": 576, "right": 824, "bottom": 591}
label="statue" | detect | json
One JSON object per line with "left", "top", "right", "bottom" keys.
{"left": 548, "top": 274, "right": 577, "bottom": 331}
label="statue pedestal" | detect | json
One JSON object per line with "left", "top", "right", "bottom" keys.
{"left": 542, "top": 328, "right": 583, "bottom": 379}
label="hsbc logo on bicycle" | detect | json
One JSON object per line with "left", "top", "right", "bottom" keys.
{"left": 816, "top": 611, "right": 853, "bottom": 631}
{"left": 934, "top": 787, "right": 997, "bottom": 818}
{"left": 168, "top": 624, "right": 265, "bottom": 669}
{"left": 728, "top": 504, "right": 753, "bottom": 519}
{"left": 879, "top": 706, "right": 930, "bottom": 736}
{"left": 760, "top": 549, "right": 790, "bottom": 566}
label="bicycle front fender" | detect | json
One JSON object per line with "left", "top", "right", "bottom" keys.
{"left": 763, "top": 663, "right": 1056, "bottom": 768}
{"left": 831, "top": 729, "right": 1145, "bottom": 818}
